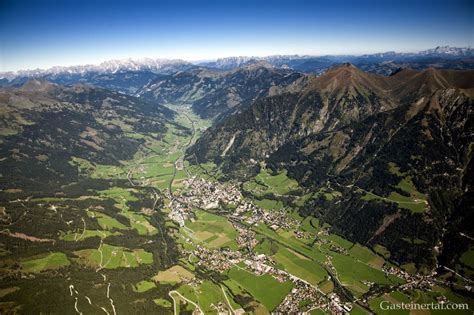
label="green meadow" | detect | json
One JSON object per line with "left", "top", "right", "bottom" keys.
{"left": 328, "top": 251, "right": 403, "bottom": 297}
{"left": 361, "top": 162, "right": 428, "bottom": 213}
{"left": 97, "top": 188, "right": 158, "bottom": 235}
{"left": 133, "top": 280, "right": 156, "bottom": 293}
{"left": 87, "top": 210, "right": 129, "bottom": 231}
{"left": 59, "top": 229, "right": 121, "bottom": 241}
{"left": 272, "top": 246, "right": 328, "bottom": 285}
{"left": 226, "top": 266, "right": 293, "bottom": 311}
{"left": 20, "top": 252, "right": 70, "bottom": 273}
{"left": 177, "top": 281, "right": 230, "bottom": 314}
{"left": 153, "top": 298, "right": 172, "bottom": 307}
{"left": 243, "top": 166, "right": 300, "bottom": 197}
{"left": 74, "top": 243, "right": 153, "bottom": 269}
{"left": 185, "top": 209, "right": 239, "bottom": 249}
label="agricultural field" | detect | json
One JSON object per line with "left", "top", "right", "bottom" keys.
{"left": 351, "top": 304, "right": 370, "bottom": 315}
{"left": 153, "top": 298, "right": 172, "bottom": 308}
{"left": 318, "top": 279, "right": 334, "bottom": 294}
{"left": 251, "top": 217, "right": 407, "bottom": 301}
{"left": 184, "top": 209, "right": 239, "bottom": 249}
{"left": 153, "top": 265, "right": 195, "bottom": 284}
{"left": 59, "top": 229, "right": 121, "bottom": 241}
{"left": 97, "top": 187, "right": 158, "bottom": 235}
{"left": 226, "top": 266, "right": 294, "bottom": 312}
{"left": 373, "top": 244, "right": 391, "bottom": 259}
{"left": 254, "top": 238, "right": 279, "bottom": 256}
{"left": 70, "top": 118, "right": 192, "bottom": 193}
{"left": 87, "top": 210, "right": 129, "bottom": 231}
{"left": 253, "top": 223, "right": 327, "bottom": 262}
{"left": 271, "top": 246, "right": 328, "bottom": 285}
{"left": 20, "top": 252, "right": 70, "bottom": 273}
{"left": 349, "top": 244, "right": 385, "bottom": 269}
{"left": 321, "top": 233, "right": 354, "bottom": 250}
{"left": 253, "top": 198, "right": 284, "bottom": 210}
{"left": 360, "top": 164, "right": 428, "bottom": 213}
{"left": 310, "top": 308, "right": 328, "bottom": 315}
{"left": 300, "top": 216, "right": 320, "bottom": 233}
{"left": 243, "top": 166, "right": 300, "bottom": 197}
{"left": 187, "top": 161, "right": 225, "bottom": 182}
{"left": 177, "top": 281, "right": 230, "bottom": 314}
{"left": 295, "top": 188, "right": 342, "bottom": 206}
{"left": 368, "top": 290, "right": 414, "bottom": 315}
{"left": 74, "top": 243, "right": 153, "bottom": 269}
{"left": 69, "top": 157, "right": 128, "bottom": 180}
{"left": 133, "top": 280, "right": 156, "bottom": 293}
{"left": 328, "top": 251, "right": 403, "bottom": 297}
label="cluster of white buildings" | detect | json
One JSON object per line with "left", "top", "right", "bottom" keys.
{"left": 190, "top": 245, "right": 243, "bottom": 273}
{"left": 327, "top": 293, "right": 353, "bottom": 314}
{"left": 382, "top": 265, "right": 436, "bottom": 291}
{"left": 181, "top": 177, "right": 241, "bottom": 209}
{"left": 276, "top": 284, "right": 327, "bottom": 314}
{"left": 234, "top": 224, "right": 258, "bottom": 249}
{"left": 168, "top": 198, "right": 187, "bottom": 227}
{"left": 261, "top": 209, "right": 299, "bottom": 230}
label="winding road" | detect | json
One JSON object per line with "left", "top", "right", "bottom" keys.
{"left": 169, "top": 290, "right": 203, "bottom": 315}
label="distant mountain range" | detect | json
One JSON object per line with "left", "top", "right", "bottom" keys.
{"left": 199, "top": 46, "right": 474, "bottom": 70}
{"left": 0, "top": 58, "right": 193, "bottom": 81}
{"left": 1, "top": 46, "right": 473, "bottom": 84}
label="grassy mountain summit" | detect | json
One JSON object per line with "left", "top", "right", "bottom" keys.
{"left": 187, "top": 65, "right": 474, "bottom": 269}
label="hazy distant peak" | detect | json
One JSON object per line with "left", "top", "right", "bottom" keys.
{"left": 418, "top": 45, "right": 473, "bottom": 56}
{"left": 1, "top": 58, "right": 192, "bottom": 80}
{"left": 238, "top": 59, "right": 274, "bottom": 70}
{"left": 19, "top": 79, "right": 58, "bottom": 92}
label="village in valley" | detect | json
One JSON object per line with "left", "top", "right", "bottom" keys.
{"left": 163, "top": 174, "right": 445, "bottom": 314}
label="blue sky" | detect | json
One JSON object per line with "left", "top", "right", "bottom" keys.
{"left": 0, "top": 0, "right": 473, "bottom": 71}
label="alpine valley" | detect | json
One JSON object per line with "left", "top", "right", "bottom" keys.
{"left": 0, "top": 48, "right": 473, "bottom": 314}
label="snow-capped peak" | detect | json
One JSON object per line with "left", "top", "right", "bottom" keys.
{"left": 0, "top": 58, "right": 191, "bottom": 80}
{"left": 418, "top": 46, "right": 473, "bottom": 56}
